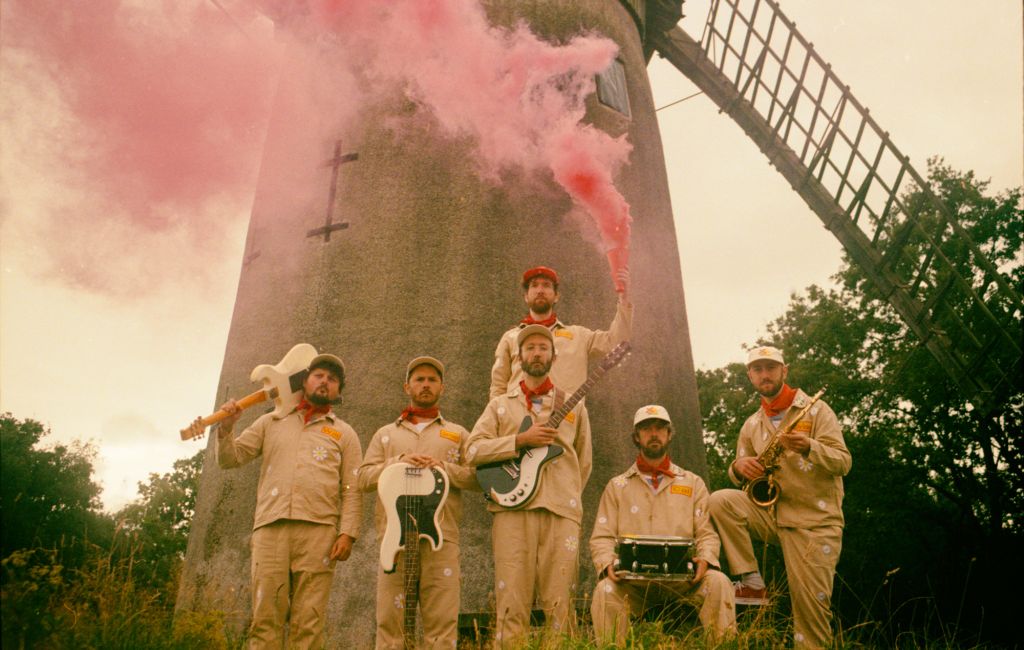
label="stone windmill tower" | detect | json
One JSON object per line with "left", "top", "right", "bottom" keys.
{"left": 176, "top": 1, "right": 703, "bottom": 644}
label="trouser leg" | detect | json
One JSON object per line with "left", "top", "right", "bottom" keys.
{"left": 492, "top": 510, "right": 536, "bottom": 647}
{"left": 708, "top": 488, "right": 779, "bottom": 575}
{"left": 287, "top": 522, "right": 338, "bottom": 650}
{"left": 419, "top": 541, "right": 461, "bottom": 649}
{"left": 779, "top": 526, "right": 842, "bottom": 649}
{"left": 689, "top": 569, "right": 737, "bottom": 643}
{"left": 250, "top": 522, "right": 290, "bottom": 649}
{"left": 374, "top": 555, "right": 405, "bottom": 650}
{"left": 534, "top": 513, "right": 580, "bottom": 636}
{"left": 590, "top": 579, "right": 645, "bottom": 647}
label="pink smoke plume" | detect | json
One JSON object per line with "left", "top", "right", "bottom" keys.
{"left": 297, "top": 0, "right": 635, "bottom": 290}
{"left": 3, "top": 0, "right": 280, "bottom": 295}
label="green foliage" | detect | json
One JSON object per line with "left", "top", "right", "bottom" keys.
{"left": 115, "top": 451, "right": 204, "bottom": 596}
{"left": 696, "top": 161, "right": 1023, "bottom": 646}
{"left": 0, "top": 413, "right": 113, "bottom": 561}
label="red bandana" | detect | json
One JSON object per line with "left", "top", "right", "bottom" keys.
{"left": 636, "top": 454, "right": 676, "bottom": 489}
{"left": 297, "top": 399, "right": 331, "bottom": 424}
{"left": 520, "top": 313, "right": 557, "bottom": 327}
{"left": 761, "top": 384, "right": 797, "bottom": 417}
{"left": 519, "top": 378, "right": 554, "bottom": 409}
{"left": 400, "top": 406, "right": 439, "bottom": 423}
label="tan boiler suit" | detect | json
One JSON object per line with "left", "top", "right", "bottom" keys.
{"left": 465, "top": 385, "right": 593, "bottom": 646}
{"left": 218, "top": 408, "right": 363, "bottom": 649}
{"left": 357, "top": 415, "right": 477, "bottom": 650}
{"left": 489, "top": 301, "right": 632, "bottom": 399}
{"left": 589, "top": 462, "right": 736, "bottom": 646}
{"left": 708, "top": 390, "right": 851, "bottom": 649}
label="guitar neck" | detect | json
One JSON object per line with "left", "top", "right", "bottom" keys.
{"left": 548, "top": 364, "right": 608, "bottom": 428}
{"left": 402, "top": 494, "right": 420, "bottom": 648}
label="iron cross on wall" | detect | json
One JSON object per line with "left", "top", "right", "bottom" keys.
{"left": 307, "top": 140, "right": 359, "bottom": 242}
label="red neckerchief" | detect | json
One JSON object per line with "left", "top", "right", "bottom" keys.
{"left": 400, "top": 406, "right": 439, "bottom": 423}
{"left": 761, "top": 384, "right": 797, "bottom": 417}
{"left": 520, "top": 313, "right": 557, "bottom": 327}
{"left": 297, "top": 398, "right": 331, "bottom": 424}
{"left": 636, "top": 454, "right": 676, "bottom": 490}
{"left": 519, "top": 378, "right": 554, "bottom": 409}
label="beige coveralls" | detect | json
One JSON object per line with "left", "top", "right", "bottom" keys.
{"left": 357, "top": 415, "right": 477, "bottom": 650}
{"left": 218, "top": 408, "right": 363, "bottom": 649}
{"left": 589, "top": 462, "right": 736, "bottom": 646}
{"left": 709, "top": 389, "right": 851, "bottom": 648}
{"left": 465, "top": 385, "right": 593, "bottom": 646}
{"left": 489, "top": 301, "right": 632, "bottom": 399}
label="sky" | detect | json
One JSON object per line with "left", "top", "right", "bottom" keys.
{"left": 1, "top": 0, "right": 1020, "bottom": 512}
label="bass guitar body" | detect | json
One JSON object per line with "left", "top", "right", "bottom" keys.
{"left": 476, "top": 416, "right": 564, "bottom": 509}
{"left": 378, "top": 462, "right": 449, "bottom": 574}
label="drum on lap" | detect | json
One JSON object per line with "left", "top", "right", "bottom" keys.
{"left": 613, "top": 535, "right": 695, "bottom": 582}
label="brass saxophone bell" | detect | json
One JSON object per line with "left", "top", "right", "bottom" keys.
{"left": 744, "top": 474, "right": 780, "bottom": 508}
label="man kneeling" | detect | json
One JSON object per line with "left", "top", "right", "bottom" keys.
{"left": 589, "top": 405, "right": 736, "bottom": 646}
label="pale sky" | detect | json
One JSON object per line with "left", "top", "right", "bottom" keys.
{"left": 1, "top": 1, "right": 1021, "bottom": 511}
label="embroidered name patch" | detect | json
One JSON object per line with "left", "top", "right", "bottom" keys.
{"left": 554, "top": 330, "right": 574, "bottom": 339}
{"left": 439, "top": 429, "right": 461, "bottom": 443}
{"left": 671, "top": 485, "right": 693, "bottom": 496}
{"left": 564, "top": 412, "right": 576, "bottom": 424}
{"left": 794, "top": 421, "right": 813, "bottom": 433}
{"left": 321, "top": 426, "right": 342, "bottom": 441}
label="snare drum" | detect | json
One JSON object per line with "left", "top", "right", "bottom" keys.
{"left": 613, "top": 535, "right": 695, "bottom": 582}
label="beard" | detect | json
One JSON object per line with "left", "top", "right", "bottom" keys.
{"left": 528, "top": 297, "right": 553, "bottom": 314}
{"left": 411, "top": 391, "right": 439, "bottom": 409}
{"left": 639, "top": 441, "right": 668, "bottom": 461}
{"left": 755, "top": 378, "right": 784, "bottom": 398}
{"left": 307, "top": 390, "right": 334, "bottom": 406}
{"left": 523, "top": 358, "right": 553, "bottom": 378}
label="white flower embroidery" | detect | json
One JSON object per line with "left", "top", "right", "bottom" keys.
{"left": 630, "top": 505, "right": 639, "bottom": 514}
{"left": 613, "top": 476, "right": 627, "bottom": 488}
{"left": 443, "top": 567, "right": 453, "bottom": 577}
{"left": 795, "top": 633, "right": 805, "bottom": 643}
{"left": 564, "top": 536, "right": 578, "bottom": 552}
{"left": 270, "top": 487, "right": 279, "bottom": 497}
{"left": 817, "top": 500, "right": 828, "bottom": 510}
{"left": 312, "top": 446, "right": 328, "bottom": 462}
{"left": 695, "top": 508, "right": 703, "bottom": 518}
{"left": 797, "top": 456, "right": 814, "bottom": 472}
{"left": 497, "top": 407, "right": 506, "bottom": 416}
{"left": 822, "top": 544, "right": 832, "bottom": 555}
{"left": 569, "top": 498, "right": 577, "bottom": 508}
{"left": 394, "top": 594, "right": 405, "bottom": 609}
{"left": 817, "top": 591, "right": 826, "bottom": 601}
{"left": 598, "top": 516, "right": 607, "bottom": 524}
{"left": 603, "top": 583, "right": 613, "bottom": 593}
{"left": 467, "top": 445, "right": 478, "bottom": 459}
{"left": 497, "top": 580, "right": 506, "bottom": 590}
{"left": 381, "top": 435, "right": 390, "bottom": 444}
{"left": 322, "top": 556, "right": 330, "bottom": 566}
{"left": 446, "top": 448, "right": 461, "bottom": 463}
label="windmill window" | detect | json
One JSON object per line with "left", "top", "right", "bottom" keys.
{"left": 596, "top": 59, "right": 631, "bottom": 117}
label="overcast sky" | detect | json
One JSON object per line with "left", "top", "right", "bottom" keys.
{"left": 2, "top": 0, "right": 1020, "bottom": 511}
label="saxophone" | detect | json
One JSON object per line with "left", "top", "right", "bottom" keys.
{"left": 743, "top": 387, "right": 827, "bottom": 508}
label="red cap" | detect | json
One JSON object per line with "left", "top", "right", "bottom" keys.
{"left": 521, "top": 266, "right": 559, "bottom": 289}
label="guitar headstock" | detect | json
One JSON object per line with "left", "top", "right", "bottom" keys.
{"left": 602, "top": 341, "right": 632, "bottom": 370}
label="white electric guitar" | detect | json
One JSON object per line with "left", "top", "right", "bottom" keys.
{"left": 180, "top": 343, "right": 318, "bottom": 440}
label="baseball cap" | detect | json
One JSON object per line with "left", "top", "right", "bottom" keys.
{"left": 521, "top": 266, "right": 559, "bottom": 289}
{"left": 406, "top": 356, "right": 444, "bottom": 380}
{"left": 633, "top": 404, "right": 671, "bottom": 426}
{"left": 746, "top": 346, "right": 785, "bottom": 366}
{"left": 517, "top": 324, "right": 554, "bottom": 348}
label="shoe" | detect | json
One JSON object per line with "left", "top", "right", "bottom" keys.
{"left": 733, "top": 582, "right": 768, "bottom": 606}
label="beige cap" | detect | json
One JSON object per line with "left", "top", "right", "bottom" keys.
{"left": 746, "top": 346, "right": 785, "bottom": 366}
{"left": 517, "top": 324, "right": 554, "bottom": 348}
{"left": 309, "top": 353, "right": 345, "bottom": 377}
{"left": 406, "top": 356, "right": 444, "bottom": 380}
{"left": 633, "top": 404, "right": 671, "bottom": 426}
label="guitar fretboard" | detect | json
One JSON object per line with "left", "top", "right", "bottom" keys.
{"left": 547, "top": 343, "right": 629, "bottom": 428}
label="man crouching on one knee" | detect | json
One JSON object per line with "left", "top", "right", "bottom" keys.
{"left": 589, "top": 405, "right": 736, "bottom": 646}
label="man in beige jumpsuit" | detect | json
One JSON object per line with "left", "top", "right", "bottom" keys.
{"left": 357, "top": 356, "right": 476, "bottom": 649}
{"left": 466, "top": 324, "right": 592, "bottom": 646}
{"left": 489, "top": 266, "right": 632, "bottom": 399}
{"left": 590, "top": 405, "right": 736, "bottom": 646}
{"left": 709, "top": 346, "right": 851, "bottom": 648}
{"left": 210, "top": 352, "right": 363, "bottom": 649}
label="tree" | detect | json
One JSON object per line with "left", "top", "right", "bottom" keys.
{"left": 0, "top": 413, "right": 112, "bottom": 560}
{"left": 115, "top": 451, "right": 204, "bottom": 595}
{"left": 696, "top": 162, "right": 1023, "bottom": 645}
